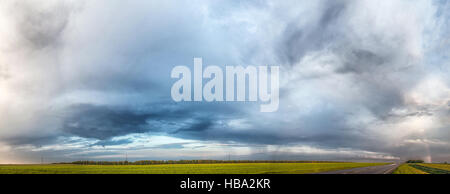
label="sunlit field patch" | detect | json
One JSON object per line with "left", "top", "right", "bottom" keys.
{"left": 412, "top": 164, "right": 450, "bottom": 174}
{"left": 393, "top": 164, "right": 427, "bottom": 174}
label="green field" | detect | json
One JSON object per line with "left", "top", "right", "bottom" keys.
{"left": 417, "top": 163, "right": 450, "bottom": 172}
{"left": 393, "top": 163, "right": 450, "bottom": 174}
{"left": 0, "top": 163, "right": 386, "bottom": 174}
{"left": 392, "top": 164, "right": 427, "bottom": 174}
{"left": 409, "top": 164, "right": 450, "bottom": 174}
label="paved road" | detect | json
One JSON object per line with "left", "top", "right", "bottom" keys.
{"left": 318, "top": 163, "right": 399, "bottom": 174}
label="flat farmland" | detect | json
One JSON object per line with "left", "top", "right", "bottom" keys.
{"left": 393, "top": 163, "right": 450, "bottom": 174}
{"left": 0, "top": 162, "right": 387, "bottom": 174}
{"left": 416, "top": 163, "right": 450, "bottom": 171}
{"left": 392, "top": 164, "right": 427, "bottom": 174}
{"left": 411, "top": 163, "right": 450, "bottom": 174}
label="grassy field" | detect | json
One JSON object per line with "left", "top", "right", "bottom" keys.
{"left": 410, "top": 164, "right": 450, "bottom": 174}
{"left": 392, "top": 164, "right": 427, "bottom": 174}
{"left": 0, "top": 163, "right": 386, "bottom": 174}
{"left": 393, "top": 163, "right": 450, "bottom": 174}
{"left": 416, "top": 164, "right": 450, "bottom": 172}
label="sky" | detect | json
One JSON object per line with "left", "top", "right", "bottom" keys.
{"left": 0, "top": 0, "right": 449, "bottom": 164}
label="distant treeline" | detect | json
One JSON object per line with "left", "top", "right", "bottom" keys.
{"left": 59, "top": 160, "right": 348, "bottom": 165}
{"left": 406, "top": 160, "right": 424, "bottom": 163}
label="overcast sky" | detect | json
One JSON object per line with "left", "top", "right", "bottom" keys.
{"left": 0, "top": 0, "right": 449, "bottom": 163}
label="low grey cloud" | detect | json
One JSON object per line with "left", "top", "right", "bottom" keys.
{"left": 12, "top": 1, "right": 71, "bottom": 49}
{"left": 91, "top": 139, "right": 133, "bottom": 147}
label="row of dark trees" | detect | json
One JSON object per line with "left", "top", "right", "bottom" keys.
{"left": 406, "top": 160, "right": 424, "bottom": 163}
{"left": 64, "top": 160, "right": 346, "bottom": 165}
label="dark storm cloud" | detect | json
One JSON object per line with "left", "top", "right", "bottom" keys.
{"left": 2, "top": 135, "right": 59, "bottom": 146}
{"left": 167, "top": 105, "right": 377, "bottom": 147}
{"left": 172, "top": 119, "right": 214, "bottom": 133}
{"left": 63, "top": 104, "right": 154, "bottom": 140}
{"left": 61, "top": 103, "right": 242, "bottom": 141}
